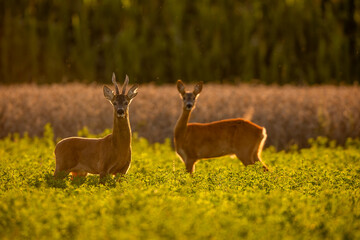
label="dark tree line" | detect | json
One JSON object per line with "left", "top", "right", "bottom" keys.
{"left": 0, "top": 0, "right": 359, "bottom": 84}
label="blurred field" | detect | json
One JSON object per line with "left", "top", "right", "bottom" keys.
{"left": 0, "top": 83, "right": 359, "bottom": 150}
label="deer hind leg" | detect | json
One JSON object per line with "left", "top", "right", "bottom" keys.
{"left": 185, "top": 158, "right": 196, "bottom": 174}
{"left": 54, "top": 153, "right": 79, "bottom": 178}
{"left": 54, "top": 162, "right": 71, "bottom": 179}
{"left": 253, "top": 153, "right": 269, "bottom": 171}
{"left": 235, "top": 128, "right": 268, "bottom": 169}
{"left": 252, "top": 128, "right": 269, "bottom": 171}
{"left": 53, "top": 170, "right": 70, "bottom": 179}
{"left": 71, "top": 172, "right": 88, "bottom": 180}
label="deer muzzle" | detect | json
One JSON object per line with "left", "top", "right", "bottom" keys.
{"left": 117, "top": 109, "right": 125, "bottom": 118}
{"left": 185, "top": 103, "right": 193, "bottom": 110}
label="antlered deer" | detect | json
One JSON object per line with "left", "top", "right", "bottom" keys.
{"left": 54, "top": 74, "right": 138, "bottom": 181}
{"left": 174, "top": 80, "right": 269, "bottom": 173}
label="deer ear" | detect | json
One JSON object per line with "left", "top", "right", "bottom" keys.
{"left": 127, "top": 84, "right": 139, "bottom": 99}
{"left": 177, "top": 80, "right": 186, "bottom": 95}
{"left": 193, "top": 81, "right": 203, "bottom": 96}
{"left": 103, "top": 86, "right": 114, "bottom": 101}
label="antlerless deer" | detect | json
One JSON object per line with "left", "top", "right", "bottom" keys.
{"left": 174, "top": 80, "right": 269, "bottom": 173}
{"left": 54, "top": 74, "right": 138, "bottom": 181}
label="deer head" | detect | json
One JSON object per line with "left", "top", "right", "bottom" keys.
{"left": 103, "top": 73, "right": 139, "bottom": 118}
{"left": 177, "top": 80, "right": 203, "bottom": 111}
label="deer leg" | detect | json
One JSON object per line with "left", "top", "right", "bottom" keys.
{"left": 113, "top": 160, "right": 131, "bottom": 182}
{"left": 71, "top": 172, "right": 88, "bottom": 180}
{"left": 252, "top": 147, "right": 269, "bottom": 171}
{"left": 118, "top": 160, "right": 131, "bottom": 175}
{"left": 99, "top": 172, "right": 108, "bottom": 184}
{"left": 236, "top": 155, "right": 252, "bottom": 166}
{"left": 54, "top": 170, "right": 69, "bottom": 179}
{"left": 53, "top": 165, "right": 70, "bottom": 179}
{"left": 185, "top": 159, "right": 196, "bottom": 174}
{"left": 251, "top": 131, "right": 269, "bottom": 171}
{"left": 235, "top": 148, "right": 254, "bottom": 167}
{"left": 54, "top": 154, "right": 79, "bottom": 179}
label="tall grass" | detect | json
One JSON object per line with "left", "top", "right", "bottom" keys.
{"left": 0, "top": 83, "right": 359, "bottom": 150}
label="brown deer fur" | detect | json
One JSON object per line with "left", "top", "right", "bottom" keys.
{"left": 54, "top": 74, "right": 138, "bottom": 180}
{"left": 174, "top": 80, "right": 269, "bottom": 173}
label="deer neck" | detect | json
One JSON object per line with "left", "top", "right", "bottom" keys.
{"left": 174, "top": 108, "right": 191, "bottom": 143}
{"left": 112, "top": 111, "right": 131, "bottom": 148}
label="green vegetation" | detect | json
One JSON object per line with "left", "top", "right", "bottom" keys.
{"left": 0, "top": 125, "right": 359, "bottom": 239}
{"left": 0, "top": 0, "right": 359, "bottom": 84}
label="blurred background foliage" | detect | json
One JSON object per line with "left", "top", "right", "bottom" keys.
{"left": 0, "top": 0, "right": 359, "bottom": 84}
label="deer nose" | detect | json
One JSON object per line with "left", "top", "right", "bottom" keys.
{"left": 117, "top": 109, "right": 124, "bottom": 115}
{"left": 186, "top": 103, "right": 193, "bottom": 109}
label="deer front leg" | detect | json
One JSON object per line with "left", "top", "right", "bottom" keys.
{"left": 176, "top": 149, "right": 195, "bottom": 173}
{"left": 99, "top": 172, "right": 109, "bottom": 184}
{"left": 112, "top": 160, "right": 131, "bottom": 182}
{"left": 118, "top": 160, "right": 131, "bottom": 175}
{"left": 113, "top": 160, "right": 131, "bottom": 176}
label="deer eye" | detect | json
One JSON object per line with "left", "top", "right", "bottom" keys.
{"left": 124, "top": 102, "right": 128, "bottom": 105}
{"left": 113, "top": 102, "right": 117, "bottom": 105}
